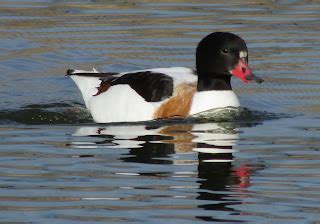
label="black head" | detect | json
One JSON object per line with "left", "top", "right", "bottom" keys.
{"left": 196, "top": 32, "right": 263, "bottom": 91}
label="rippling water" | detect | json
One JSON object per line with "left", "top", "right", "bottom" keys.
{"left": 0, "top": 0, "right": 320, "bottom": 223}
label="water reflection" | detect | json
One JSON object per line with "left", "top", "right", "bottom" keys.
{"left": 73, "top": 122, "right": 263, "bottom": 221}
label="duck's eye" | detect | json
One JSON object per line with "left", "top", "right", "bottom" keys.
{"left": 222, "top": 49, "right": 229, "bottom": 54}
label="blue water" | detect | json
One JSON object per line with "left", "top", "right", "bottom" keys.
{"left": 0, "top": 0, "right": 320, "bottom": 223}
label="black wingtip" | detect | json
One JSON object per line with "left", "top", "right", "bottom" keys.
{"left": 66, "top": 68, "right": 76, "bottom": 76}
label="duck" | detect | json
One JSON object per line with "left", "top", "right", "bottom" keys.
{"left": 67, "top": 32, "right": 263, "bottom": 123}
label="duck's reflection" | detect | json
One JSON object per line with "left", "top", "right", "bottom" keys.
{"left": 72, "top": 122, "right": 261, "bottom": 221}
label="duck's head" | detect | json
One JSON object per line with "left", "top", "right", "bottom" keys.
{"left": 196, "top": 32, "right": 263, "bottom": 84}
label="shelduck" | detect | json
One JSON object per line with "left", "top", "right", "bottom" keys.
{"left": 67, "top": 32, "right": 263, "bottom": 123}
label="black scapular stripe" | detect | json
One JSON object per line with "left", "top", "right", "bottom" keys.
{"left": 110, "top": 71, "right": 174, "bottom": 102}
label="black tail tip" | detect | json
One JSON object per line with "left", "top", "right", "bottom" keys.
{"left": 66, "top": 68, "right": 76, "bottom": 76}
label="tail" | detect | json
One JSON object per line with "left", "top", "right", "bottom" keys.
{"left": 66, "top": 68, "right": 118, "bottom": 108}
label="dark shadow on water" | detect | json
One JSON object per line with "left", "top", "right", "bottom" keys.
{"left": 0, "top": 103, "right": 291, "bottom": 125}
{"left": 0, "top": 103, "right": 93, "bottom": 124}
{"left": 123, "top": 140, "right": 175, "bottom": 165}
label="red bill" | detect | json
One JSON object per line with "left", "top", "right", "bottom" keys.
{"left": 230, "top": 57, "right": 263, "bottom": 84}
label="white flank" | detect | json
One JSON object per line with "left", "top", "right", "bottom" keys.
{"left": 190, "top": 90, "right": 240, "bottom": 115}
{"left": 88, "top": 84, "right": 160, "bottom": 123}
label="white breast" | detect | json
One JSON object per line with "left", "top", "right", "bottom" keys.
{"left": 189, "top": 90, "right": 240, "bottom": 115}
